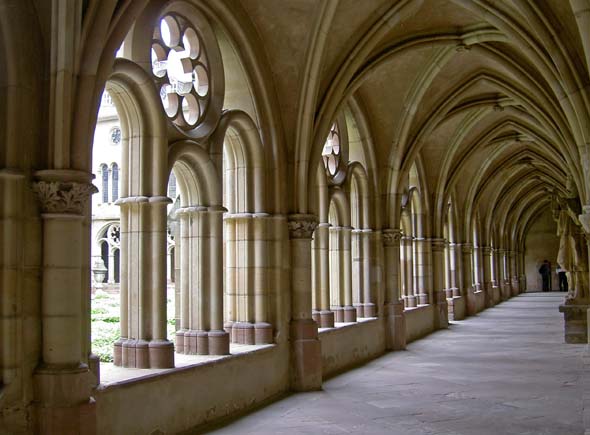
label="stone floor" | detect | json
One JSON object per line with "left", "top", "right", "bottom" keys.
{"left": 204, "top": 292, "right": 588, "bottom": 435}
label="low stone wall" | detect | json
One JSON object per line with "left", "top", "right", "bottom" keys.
{"left": 405, "top": 305, "right": 435, "bottom": 343}
{"left": 95, "top": 345, "right": 289, "bottom": 435}
{"left": 319, "top": 319, "right": 386, "bottom": 379}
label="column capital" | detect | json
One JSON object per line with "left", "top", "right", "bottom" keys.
{"left": 481, "top": 246, "right": 492, "bottom": 256}
{"left": 430, "top": 238, "right": 446, "bottom": 252}
{"left": 579, "top": 205, "right": 590, "bottom": 234}
{"left": 287, "top": 214, "right": 318, "bottom": 239}
{"left": 176, "top": 205, "right": 207, "bottom": 217}
{"left": 32, "top": 180, "right": 97, "bottom": 215}
{"left": 382, "top": 229, "right": 402, "bottom": 247}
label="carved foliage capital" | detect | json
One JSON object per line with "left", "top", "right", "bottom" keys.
{"left": 287, "top": 214, "right": 318, "bottom": 239}
{"left": 382, "top": 229, "right": 402, "bottom": 247}
{"left": 32, "top": 181, "right": 98, "bottom": 214}
{"left": 461, "top": 243, "right": 473, "bottom": 254}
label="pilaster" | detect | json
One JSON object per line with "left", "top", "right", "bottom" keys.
{"left": 288, "top": 214, "right": 321, "bottom": 391}
{"left": 431, "top": 238, "right": 448, "bottom": 328}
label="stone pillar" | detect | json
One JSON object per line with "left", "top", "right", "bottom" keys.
{"left": 288, "top": 214, "right": 321, "bottom": 391}
{"left": 473, "top": 244, "right": 481, "bottom": 292}
{"left": 449, "top": 243, "right": 460, "bottom": 298}
{"left": 431, "top": 238, "right": 448, "bottom": 328}
{"left": 401, "top": 236, "right": 416, "bottom": 308}
{"left": 351, "top": 229, "right": 364, "bottom": 317}
{"left": 499, "top": 249, "right": 510, "bottom": 300}
{"left": 342, "top": 226, "right": 356, "bottom": 322}
{"left": 382, "top": 229, "right": 406, "bottom": 350}
{"left": 329, "top": 225, "right": 343, "bottom": 321}
{"left": 482, "top": 246, "right": 493, "bottom": 307}
{"left": 461, "top": 243, "right": 476, "bottom": 315}
{"left": 415, "top": 237, "right": 431, "bottom": 305}
{"left": 115, "top": 195, "right": 174, "bottom": 368}
{"left": 31, "top": 172, "right": 97, "bottom": 434}
{"left": 209, "top": 207, "right": 231, "bottom": 353}
{"left": 361, "top": 229, "right": 377, "bottom": 317}
{"left": 508, "top": 250, "right": 519, "bottom": 295}
{"left": 253, "top": 213, "right": 273, "bottom": 344}
{"left": 315, "top": 223, "right": 333, "bottom": 327}
{"left": 493, "top": 248, "right": 502, "bottom": 303}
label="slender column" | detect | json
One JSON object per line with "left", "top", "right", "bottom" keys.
{"left": 431, "top": 238, "right": 448, "bottom": 328}
{"left": 382, "top": 229, "right": 406, "bottom": 350}
{"left": 482, "top": 246, "right": 493, "bottom": 307}
{"left": 499, "top": 249, "right": 509, "bottom": 300}
{"left": 351, "top": 229, "right": 364, "bottom": 317}
{"left": 317, "top": 223, "right": 333, "bottom": 327}
{"left": 415, "top": 237, "right": 431, "bottom": 305}
{"left": 444, "top": 241, "right": 452, "bottom": 298}
{"left": 508, "top": 250, "right": 519, "bottom": 295}
{"left": 461, "top": 243, "right": 476, "bottom": 315}
{"left": 224, "top": 212, "right": 237, "bottom": 337}
{"left": 329, "top": 226, "right": 344, "bottom": 322}
{"left": 362, "top": 229, "right": 377, "bottom": 317}
{"left": 402, "top": 236, "right": 416, "bottom": 308}
{"left": 209, "top": 207, "right": 230, "bottom": 354}
{"left": 253, "top": 213, "right": 273, "bottom": 344}
{"left": 449, "top": 243, "right": 460, "bottom": 297}
{"left": 342, "top": 226, "right": 356, "bottom": 322}
{"left": 32, "top": 172, "right": 97, "bottom": 433}
{"left": 288, "top": 214, "right": 321, "bottom": 391}
{"left": 148, "top": 196, "right": 175, "bottom": 366}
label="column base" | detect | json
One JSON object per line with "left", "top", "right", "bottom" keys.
{"left": 558, "top": 304, "right": 589, "bottom": 343}
{"left": 149, "top": 340, "right": 175, "bottom": 368}
{"left": 418, "top": 293, "right": 429, "bottom": 305}
{"left": 232, "top": 322, "right": 255, "bottom": 344}
{"left": 196, "top": 331, "right": 209, "bottom": 355}
{"left": 492, "top": 286, "right": 501, "bottom": 305}
{"left": 384, "top": 302, "right": 406, "bottom": 350}
{"left": 354, "top": 304, "right": 364, "bottom": 318}
{"left": 209, "top": 330, "right": 230, "bottom": 355}
{"left": 115, "top": 339, "right": 174, "bottom": 368}
{"left": 175, "top": 329, "right": 186, "bottom": 354}
{"left": 343, "top": 306, "right": 357, "bottom": 323}
{"left": 501, "top": 281, "right": 511, "bottom": 300}
{"left": 254, "top": 322, "right": 273, "bottom": 344}
{"left": 404, "top": 295, "right": 417, "bottom": 308}
{"left": 320, "top": 310, "right": 334, "bottom": 328}
{"left": 363, "top": 303, "right": 376, "bottom": 318}
{"left": 312, "top": 310, "right": 322, "bottom": 324}
{"left": 511, "top": 278, "right": 519, "bottom": 296}
{"left": 34, "top": 365, "right": 96, "bottom": 435}
{"left": 290, "top": 319, "right": 322, "bottom": 391}
{"left": 88, "top": 353, "right": 100, "bottom": 387}
{"left": 333, "top": 306, "right": 344, "bottom": 323}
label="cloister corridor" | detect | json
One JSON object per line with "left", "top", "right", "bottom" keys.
{"left": 205, "top": 293, "right": 587, "bottom": 435}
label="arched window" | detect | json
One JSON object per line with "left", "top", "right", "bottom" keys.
{"left": 100, "top": 164, "right": 109, "bottom": 203}
{"left": 111, "top": 163, "right": 119, "bottom": 202}
{"left": 168, "top": 171, "right": 177, "bottom": 200}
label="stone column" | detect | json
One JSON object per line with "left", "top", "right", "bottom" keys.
{"left": 431, "top": 238, "right": 448, "bottom": 328}
{"left": 492, "top": 248, "right": 502, "bottom": 303}
{"left": 208, "top": 207, "right": 230, "bottom": 353}
{"left": 31, "top": 172, "right": 97, "bottom": 434}
{"left": 361, "top": 230, "right": 377, "bottom": 317}
{"left": 499, "top": 249, "right": 510, "bottom": 300}
{"left": 351, "top": 229, "right": 364, "bottom": 318}
{"left": 253, "top": 213, "right": 273, "bottom": 344}
{"left": 402, "top": 236, "right": 416, "bottom": 308}
{"left": 415, "top": 237, "right": 431, "bottom": 305}
{"left": 382, "top": 229, "right": 406, "bottom": 350}
{"left": 508, "top": 250, "right": 519, "bottom": 295}
{"left": 115, "top": 195, "right": 174, "bottom": 368}
{"left": 315, "top": 223, "right": 333, "bottom": 327}
{"left": 342, "top": 226, "right": 356, "bottom": 322}
{"left": 482, "top": 246, "right": 493, "bottom": 307}
{"left": 461, "top": 243, "right": 476, "bottom": 315}
{"left": 288, "top": 214, "right": 321, "bottom": 391}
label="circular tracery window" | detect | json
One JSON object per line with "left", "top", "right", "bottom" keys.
{"left": 322, "top": 123, "right": 346, "bottom": 182}
{"left": 152, "top": 14, "right": 210, "bottom": 129}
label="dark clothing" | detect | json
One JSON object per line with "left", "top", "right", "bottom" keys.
{"left": 558, "top": 272, "right": 568, "bottom": 292}
{"left": 539, "top": 263, "right": 551, "bottom": 292}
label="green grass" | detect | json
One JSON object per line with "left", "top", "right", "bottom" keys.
{"left": 91, "top": 288, "right": 176, "bottom": 362}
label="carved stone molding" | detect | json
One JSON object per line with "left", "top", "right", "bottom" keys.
{"left": 430, "top": 238, "right": 446, "bottom": 252}
{"left": 32, "top": 181, "right": 97, "bottom": 214}
{"left": 382, "top": 229, "right": 402, "bottom": 247}
{"left": 579, "top": 205, "right": 590, "bottom": 235}
{"left": 461, "top": 243, "right": 473, "bottom": 254}
{"left": 481, "top": 246, "right": 492, "bottom": 256}
{"left": 287, "top": 214, "right": 318, "bottom": 239}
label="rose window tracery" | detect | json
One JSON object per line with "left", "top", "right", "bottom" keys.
{"left": 152, "top": 14, "right": 210, "bottom": 129}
